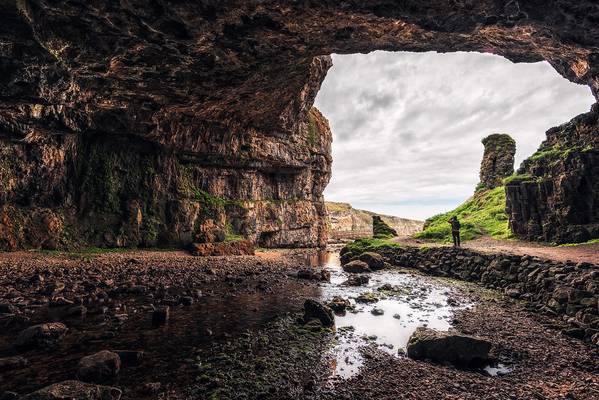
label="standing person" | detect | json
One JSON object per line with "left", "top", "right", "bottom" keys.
{"left": 448, "top": 216, "right": 461, "bottom": 247}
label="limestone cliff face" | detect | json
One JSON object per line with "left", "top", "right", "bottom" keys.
{"left": 326, "top": 202, "right": 423, "bottom": 239}
{"left": 0, "top": 104, "right": 332, "bottom": 250}
{"left": 478, "top": 134, "right": 516, "bottom": 190}
{"left": 506, "top": 105, "right": 599, "bottom": 244}
{"left": 1, "top": 1, "right": 598, "bottom": 249}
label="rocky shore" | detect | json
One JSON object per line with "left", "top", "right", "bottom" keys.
{"left": 0, "top": 250, "right": 330, "bottom": 398}
{"left": 341, "top": 245, "right": 599, "bottom": 345}
{"left": 1, "top": 248, "right": 598, "bottom": 399}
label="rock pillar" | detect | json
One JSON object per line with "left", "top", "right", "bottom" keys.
{"left": 478, "top": 134, "right": 516, "bottom": 190}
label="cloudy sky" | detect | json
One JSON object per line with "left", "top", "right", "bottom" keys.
{"left": 314, "top": 51, "right": 595, "bottom": 221}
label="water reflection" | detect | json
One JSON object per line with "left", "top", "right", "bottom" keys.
{"left": 305, "top": 251, "right": 472, "bottom": 379}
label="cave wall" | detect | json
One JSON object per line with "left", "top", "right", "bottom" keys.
{"left": 0, "top": 105, "right": 331, "bottom": 250}
{"left": 1, "top": 1, "right": 599, "bottom": 249}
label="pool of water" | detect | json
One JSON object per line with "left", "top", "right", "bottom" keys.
{"left": 306, "top": 251, "right": 510, "bottom": 379}
{"left": 0, "top": 274, "right": 320, "bottom": 395}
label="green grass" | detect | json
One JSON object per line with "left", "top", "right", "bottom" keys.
{"left": 343, "top": 237, "right": 403, "bottom": 255}
{"left": 307, "top": 113, "right": 318, "bottom": 146}
{"left": 414, "top": 186, "right": 511, "bottom": 243}
{"left": 325, "top": 201, "right": 352, "bottom": 213}
{"left": 503, "top": 173, "right": 535, "bottom": 185}
{"left": 529, "top": 145, "right": 562, "bottom": 162}
{"left": 558, "top": 238, "right": 599, "bottom": 247}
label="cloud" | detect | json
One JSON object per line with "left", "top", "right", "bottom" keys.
{"left": 314, "top": 51, "right": 594, "bottom": 221}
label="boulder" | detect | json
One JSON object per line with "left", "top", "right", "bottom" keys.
{"left": 303, "top": 299, "right": 335, "bottom": 328}
{"left": 0, "top": 356, "right": 28, "bottom": 372}
{"left": 356, "top": 292, "right": 379, "bottom": 303}
{"left": 342, "top": 275, "right": 370, "bottom": 286}
{"left": 407, "top": 327, "right": 491, "bottom": 367}
{"left": 297, "top": 269, "right": 330, "bottom": 282}
{"left": 342, "top": 260, "right": 371, "bottom": 273}
{"left": 340, "top": 251, "right": 354, "bottom": 265}
{"left": 112, "top": 350, "right": 144, "bottom": 367}
{"left": 15, "top": 323, "right": 68, "bottom": 349}
{"left": 179, "top": 296, "right": 194, "bottom": 306}
{"left": 358, "top": 252, "right": 385, "bottom": 271}
{"left": 0, "top": 302, "right": 15, "bottom": 314}
{"left": 77, "top": 351, "right": 121, "bottom": 383}
{"left": 327, "top": 297, "right": 351, "bottom": 314}
{"left": 20, "top": 380, "right": 122, "bottom": 400}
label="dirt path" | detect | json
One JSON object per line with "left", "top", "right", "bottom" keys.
{"left": 397, "top": 237, "right": 599, "bottom": 264}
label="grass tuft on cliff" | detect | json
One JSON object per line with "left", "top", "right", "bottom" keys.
{"left": 414, "top": 186, "right": 511, "bottom": 242}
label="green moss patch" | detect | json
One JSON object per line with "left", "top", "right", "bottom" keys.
{"left": 189, "top": 316, "right": 332, "bottom": 399}
{"left": 502, "top": 174, "right": 535, "bottom": 185}
{"left": 307, "top": 113, "right": 318, "bottom": 146}
{"left": 373, "top": 215, "right": 397, "bottom": 238}
{"left": 343, "top": 237, "right": 403, "bottom": 255}
{"left": 414, "top": 186, "right": 511, "bottom": 243}
{"left": 558, "top": 238, "right": 599, "bottom": 247}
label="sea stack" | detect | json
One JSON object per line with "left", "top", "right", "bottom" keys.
{"left": 478, "top": 134, "right": 516, "bottom": 190}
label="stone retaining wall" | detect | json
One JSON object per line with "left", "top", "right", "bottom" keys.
{"left": 350, "top": 246, "right": 599, "bottom": 345}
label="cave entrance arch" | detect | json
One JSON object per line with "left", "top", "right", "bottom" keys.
{"left": 1, "top": 2, "right": 598, "bottom": 249}
{"left": 314, "top": 51, "right": 595, "bottom": 235}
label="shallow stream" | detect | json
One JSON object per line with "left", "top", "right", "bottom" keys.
{"left": 303, "top": 251, "right": 509, "bottom": 378}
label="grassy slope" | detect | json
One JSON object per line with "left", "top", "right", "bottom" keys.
{"left": 414, "top": 186, "right": 511, "bottom": 243}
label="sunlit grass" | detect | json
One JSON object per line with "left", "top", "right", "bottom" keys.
{"left": 414, "top": 186, "right": 512, "bottom": 243}
{"left": 342, "top": 237, "right": 403, "bottom": 255}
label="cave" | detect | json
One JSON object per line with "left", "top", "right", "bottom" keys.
{"left": 1, "top": 1, "right": 598, "bottom": 250}
{"left": 1, "top": 3, "right": 599, "bottom": 398}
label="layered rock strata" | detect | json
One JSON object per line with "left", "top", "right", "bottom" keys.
{"left": 478, "top": 134, "right": 516, "bottom": 190}
{"left": 325, "top": 202, "right": 422, "bottom": 240}
{"left": 1, "top": 1, "right": 599, "bottom": 249}
{"left": 506, "top": 105, "right": 599, "bottom": 243}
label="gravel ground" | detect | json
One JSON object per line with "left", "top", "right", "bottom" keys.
{"left": 0, "top": 249, "right": 597, "bottom": 399}
{"left": 324, "top": 296, "right": 599, "bottom": 399}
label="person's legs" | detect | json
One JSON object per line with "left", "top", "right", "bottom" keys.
{"left": 452, "top": 231, "right": 457, "bottom": 247}
{"left": 456, "top": 231, "right": 460, "bottom": 247}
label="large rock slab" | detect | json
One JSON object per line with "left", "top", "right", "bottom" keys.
{"left": 407, "top": 327, "right": 491, "bottom": 367}
{"left": 77, "top": 351, "right": 121, "bottom": 383}
{"left": 20, "top": 381, "right": 122, "bottom": 400}
{"left": 15, "top": 323, "right": 68, "bottom": 349}
{"left": 303, "top": 299, "right": 334, "bottom": 328}
{"left": 373, "top": 215, "right": 398, "bottom": 238}
{"left": 342, "top": 260, "right": 371, "bottom": 273}
{"left": 358, "top": 252, "right": 385, "bottom": 271}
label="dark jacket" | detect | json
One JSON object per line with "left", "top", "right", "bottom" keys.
{"left": 449, "top": 218, "right": 461, "bottom": 232}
